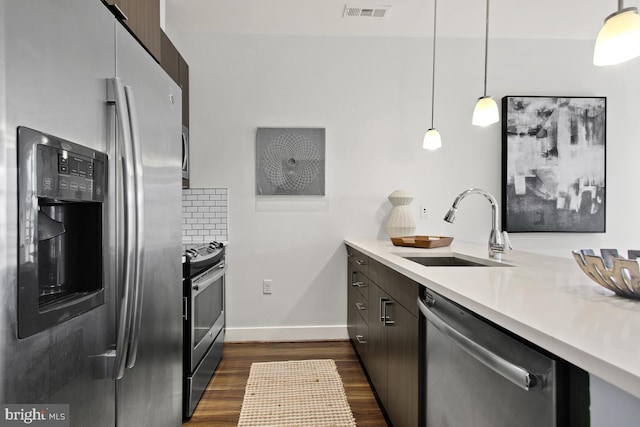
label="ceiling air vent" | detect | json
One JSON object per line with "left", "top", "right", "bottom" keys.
{"left": 343, "top": 5, "right": 392, "bottom": 19}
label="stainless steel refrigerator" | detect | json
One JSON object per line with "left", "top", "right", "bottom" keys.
{"left": 0, "top": 1, "right": 183, "bottom": 426}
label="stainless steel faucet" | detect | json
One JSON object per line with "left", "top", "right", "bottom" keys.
{"left": 443, "top": 188, "right": 512, "bottom": 260}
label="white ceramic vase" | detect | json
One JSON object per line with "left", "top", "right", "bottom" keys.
{"left": 386, "top": 190, "right": 416, "bottom": 238}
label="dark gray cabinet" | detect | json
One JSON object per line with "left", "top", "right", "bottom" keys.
{"left": 160, "top": 31, "right": 180, "bottom": 85}
{"left": 179, "top": 53, "right": 189, "bottom": 129}
{"left": 386, "top": 295, "right": 419, "bottom": 427}
{"left": 161, "top": 31, "right": 190, "bottom": 128}
{"left": 346, "top": 245, "right": 419, "bottom": 427}
{"left": 104, "top": 0, "right": 161, "bottom": 61}
{"left": 367, "top": 283, "right": 389, "bottom": 404}
{"left": 160, "top": 30, "right": 190, "bottom": 188}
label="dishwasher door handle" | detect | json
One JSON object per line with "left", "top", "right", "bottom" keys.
{"left": 417, "top": 297, "right": 537, "bottom": 391}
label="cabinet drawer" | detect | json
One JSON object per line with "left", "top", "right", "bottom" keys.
{"left": 376, "top": 263, "right": 420, "bottom": 317}
{"left": 347, "top": 246, "right": 370, "bottom": 277}
{"left": 354, "top": 311, "right": 369, "bottom": 360}
{"left": 367, "top": 256, "right": 380, "bottom": 285}
{"left": 354, "top": 289, "right": 369, "bottom": 324}
{"left": 347, "top": 287, "right": 358, "bottom": 342}
{"left": 349, "top": 269, "right": 369, "bottom": 302}
{"left": 390, "top": 270, "right": 420, "bottom": 317}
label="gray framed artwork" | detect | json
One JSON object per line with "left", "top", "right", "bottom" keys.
{"left": 502, "top": 96, "right": 606, "bottom": 232}
{"left": 256, "top": 127, "right": 326, "bottom": 196}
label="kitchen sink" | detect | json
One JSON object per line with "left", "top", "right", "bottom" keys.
{"left": 403, "top": 256, "right": 507, "bottom": 267}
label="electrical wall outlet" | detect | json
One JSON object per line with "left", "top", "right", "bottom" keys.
{"left": 420, "top": 205, "right": 428, "bottom": 219}
{"left": 263, "top": 279, "right": 272, "bottom": 295}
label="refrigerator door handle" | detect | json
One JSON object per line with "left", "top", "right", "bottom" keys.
{"left": 124, "top": 85, "right": 145, "bottom": 369}
{"left": 109, "top": 77, "right": 137, "bottom": 380}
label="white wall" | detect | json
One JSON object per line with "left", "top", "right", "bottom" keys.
{"left": 179, "top": 34, "right": 435, "bottom": 340}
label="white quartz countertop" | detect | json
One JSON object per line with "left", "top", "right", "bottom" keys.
{"left": 344, "top": 237, "right": 640, "bottom": 399}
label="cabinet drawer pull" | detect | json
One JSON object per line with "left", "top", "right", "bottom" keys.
{"left": 382, "top": 299, "right": 395, "bottom": 326}
{"left": 355, "top": 259, "right": 366, "bottom": 266}
{"left": 355, "top": 302, "right": 366, "bottom": 310}
{"left": 355, "top": 335, "right": 367, "bottom": 344}
{"left": 351, "top": 281, "right": 364, "bottom": 288}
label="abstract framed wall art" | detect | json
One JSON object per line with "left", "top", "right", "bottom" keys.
{"left": 501, "top": 96, "right": 606, "bottom": 232}
{"left": 256, "top": 127, "right": 325, "bottom": 196}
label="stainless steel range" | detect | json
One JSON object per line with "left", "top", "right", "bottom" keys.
{"left": 182, "top": 241, "right": 226, "bottom": 419}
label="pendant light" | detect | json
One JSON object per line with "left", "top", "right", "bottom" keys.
{"left": 472, "top": 0, "right": 499, "bottom": 127}
{"left": 423, "top": 0, "right": 442, "bottom": 150}
{"left": 593, "top": 0, "right": 640, "bottom": 66}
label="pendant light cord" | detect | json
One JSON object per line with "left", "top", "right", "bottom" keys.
{"left": 483, "top": 0, "right": 490, "bottom": 97}
{"left": 430, "top": 0, "right": 438, "bottom": 128}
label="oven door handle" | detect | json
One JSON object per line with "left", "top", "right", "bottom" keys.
{"left": 192, "top": 264, "right": 227, "bottom": 298}
{"left": 417, "top": 297, "right": 537, "bottom": 391}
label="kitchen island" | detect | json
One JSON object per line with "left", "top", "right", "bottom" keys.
{"left": 345, "top": 237, "right": 640, "bottom": 403}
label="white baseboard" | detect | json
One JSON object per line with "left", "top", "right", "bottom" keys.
{"left": 224, "top": 325, "right": 348, "bottom": 342}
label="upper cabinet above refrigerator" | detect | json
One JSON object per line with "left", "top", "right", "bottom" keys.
{"left": 160, "top": 31, "right": 189, "bottom": 128}
{"left": 161, "top": 31, "right": 190, "bottom": 188}
{"left": 103, "top": 0, "right": 162, "bottom": 61}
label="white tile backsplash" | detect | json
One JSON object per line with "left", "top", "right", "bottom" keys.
{"left": 182, "top": 188, "right": 228, "bottom": 243}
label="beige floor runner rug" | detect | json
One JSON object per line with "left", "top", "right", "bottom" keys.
{"left": 237, "top": 359, "right": 357, "bottom": 427}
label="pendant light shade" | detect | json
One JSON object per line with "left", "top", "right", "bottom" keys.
{"left": 423, "top": 128, "right": 442, "bottom": 150}
{"left": 472, "top": 96, "right": 499, "bottom": 126}
{"left": 423, "top": 0, "right": 442, "bottom": 150}
{"left": 593, "top": 6, "right": 640, "bottom": 66}
{"left": 472, "top": 0, "right": 499, "bottom": 127}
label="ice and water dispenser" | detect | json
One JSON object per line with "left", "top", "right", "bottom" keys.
{"left": 17, "top": 127, "right": 107, "bottom": 338}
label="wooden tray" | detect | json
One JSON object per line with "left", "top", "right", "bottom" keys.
{"left": 390, "top": 235, "right": 453, "bottom": 249}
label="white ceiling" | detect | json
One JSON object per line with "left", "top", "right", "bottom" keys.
{"left": 165, "top": 0, "right": 640, "bottom": 39}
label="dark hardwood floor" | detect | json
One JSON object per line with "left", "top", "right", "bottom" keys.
{"left": 183, "top": 341, "right": 388, "bottom": 426}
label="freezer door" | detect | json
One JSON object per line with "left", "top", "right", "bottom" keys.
{"left": 114, "top": 23, "right": 183, "bottom": 427}
{"left": 0, "top": 1, "right": 117, "bottom": 426}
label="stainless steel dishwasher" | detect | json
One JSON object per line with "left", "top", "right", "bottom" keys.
{"left": 417, "top": 289, "right": 564, "bottom": 427}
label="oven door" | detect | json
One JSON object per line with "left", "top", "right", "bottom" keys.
{"left": 189, "top": 262, "right": 225, "bottom": 372}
